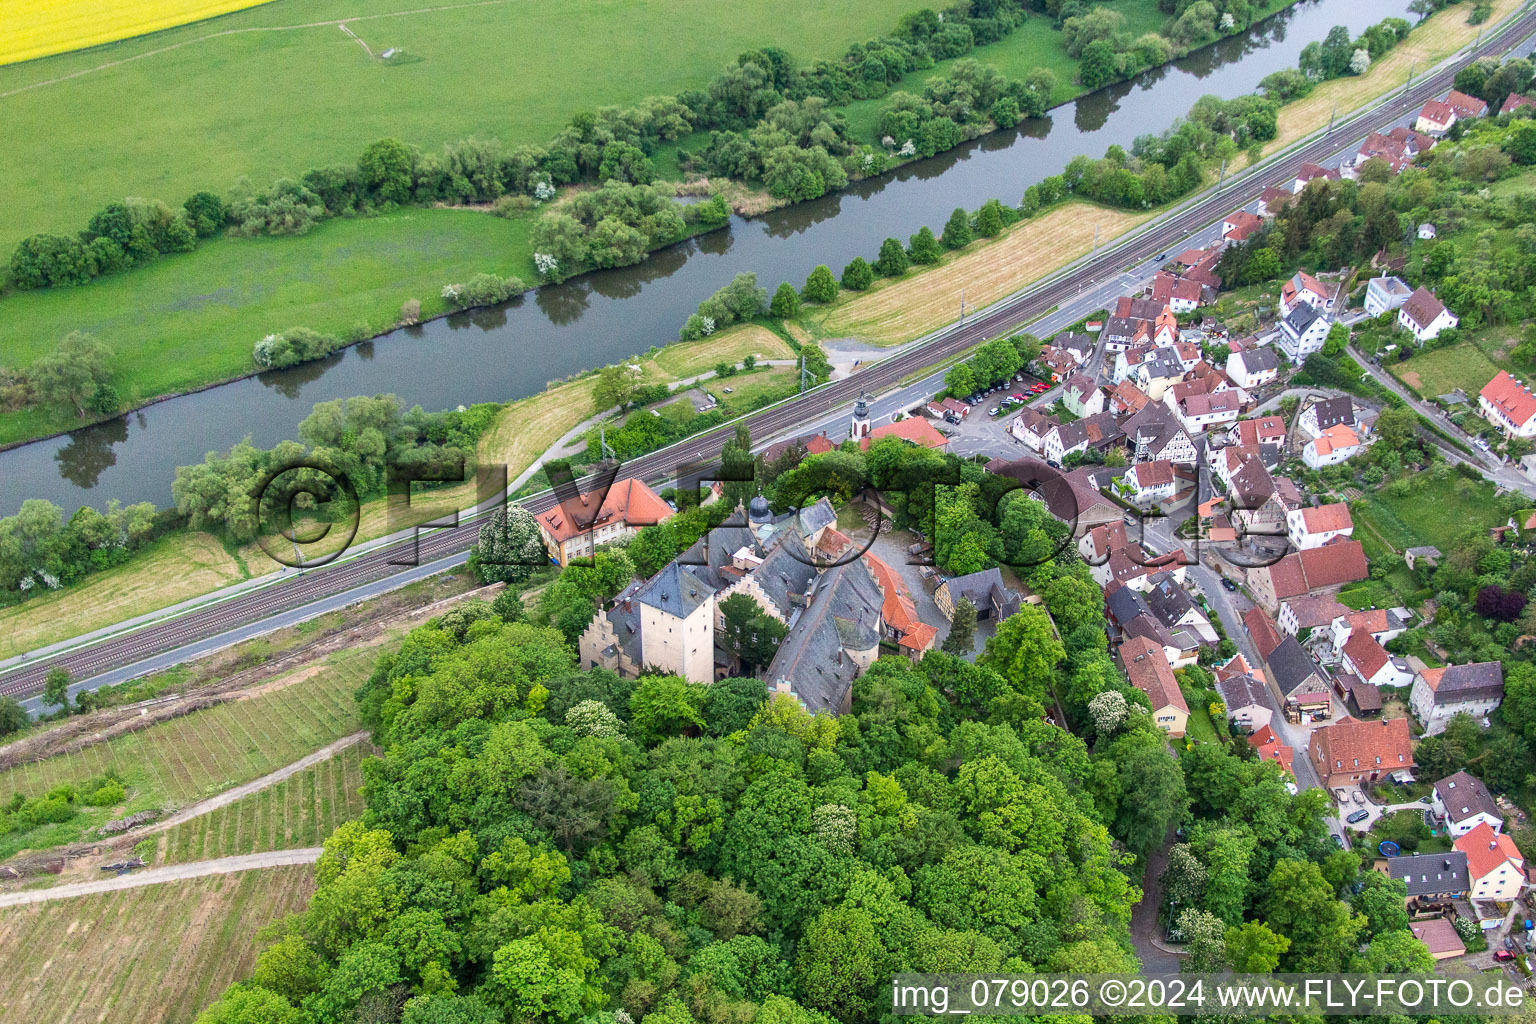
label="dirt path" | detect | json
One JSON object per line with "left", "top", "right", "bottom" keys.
{"left": 138, "top": 730, "right": 370, "bottom": 838}
{"left": 0, "top": 848, "right": 322, "bottom": 907}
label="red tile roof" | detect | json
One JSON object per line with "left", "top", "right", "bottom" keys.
{"left": 1244, "top": 606, "right": 1284, "bottom": 659}
{"left": 1447, "top": 89, "right": 1488, "bottom": 118}
{"left": 1298, "top": 539, "right": 1369, "bottom": 588}
{"left": 1311, "top": 716, "right": 1414, "bottom": 777}
{"left": 1234, "top": 416, "right": 1286, "bottom": 446}
{"left": 1455, "top": 822, "right": 1524, "bottom": 880}
{"left": 861, "top": 417, "right": 948, "bottom": 450}
{"left": 1250, "top": 724, "right": 1295, "bottom": 774}
{"left": 1120, "top": 634, "right": 1189, "bottom": 715}
{"left": 1343, "top": 629, "right": 1391, "bottom": 680}
{"left": 1309, "top": 424, "right": 1361, "bottom": 458}
{"left": 1419, "top": 98, "right": 1456, "bottom": 125}
{"left": 1481, "top": 371, "right": 1536, "bottom": 429}
{"left": 536, "top": 477, "right": 672, "bottom": 543}
{"left": 1502, "top": 92, "right": 1536, "bottom": 115}
{"left": 1297, "top": 503, "right": 1353, "bottom": 535}
{"left": 1223, "top": 210, "right": 1262, "bottom": 240}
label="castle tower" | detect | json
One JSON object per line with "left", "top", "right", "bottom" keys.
{"left": 850, "top": 394, "right": 871, "bottom": 439}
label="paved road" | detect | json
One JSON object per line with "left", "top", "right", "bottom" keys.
{"left": 0, "top": 848, "right": 322, "bottom": 907}
{"left": 6, "top": 5, "right": 1536, "bottom": 700}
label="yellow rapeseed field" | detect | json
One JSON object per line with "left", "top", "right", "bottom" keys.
{"left": 0, "top": 0, "right": 278, "bottom": 66}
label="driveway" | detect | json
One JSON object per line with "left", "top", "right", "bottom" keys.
{"left": 866, "top": 529, "right": 965, "bottom": 655}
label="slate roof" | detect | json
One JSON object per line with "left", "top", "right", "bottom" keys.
{"left": 1418, "top": 661, "right": 1505, "bottom": 703}
{"left": 598, "top": 579, "right": 647, "bottom": 667}
{"left": 1281, "top": 301, "right": 1325, "bottom": 336}
{"left": 797, "top": 496, "right": 836, "bottom": 538}
{"left": 1311, "top": 396, "right": 1354, "bottom": 430}
{"left": 943, "top": 567, "right": 1021, "bottom": 618}
{"left": 1235, "top": 348, "right": 1280, "bottom": 375}
{"left": 636, "top": 561, "right": 715, "bottom": 618}
{"left": 1267, "top": 635, "right": 1325, "bottom": 696}
{"left": 767, "top": 557, "right": 885, "bottom": 713}
{"left": 1434, "top": 771, "right": 1501, "bottom": 827}
{"left": 751, "top": 529, "right": 820, "bottom": 618}
{"left": 1144, "top": 574, "right": 1199, "bottom": 628}
{"left": 1052, "top": 411, "right": 1123, "bottom": 451}
{"left": 1389, "top": 851, "right": 1469, "bottom": 897}
{"left": 1401, "top": 286, "right": 1449, "bottom": 329}
{"left": 1217, "top": 672, "right": 1270, "bottom": 710}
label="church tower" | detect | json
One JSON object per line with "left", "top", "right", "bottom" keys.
{"left": 850, "top": 394, "right": 871, "bottom": 440}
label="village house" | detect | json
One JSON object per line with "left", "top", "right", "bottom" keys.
{"left": 1309, "top": 716, "right": 1414, "bottom": 789}
{"left": 1217, "top": 672, "right": 1273, "bottom": 733}
{"left": 1231, "top": 415, "right": 1288, "bottom": 448}
{"left": 1278, "top": 594, "right": 1349, "bottom": 636}
{"left": 1119, "top": 634, "right": 1190, "bottom": 737}
{"left": 1062, "top": 375, "right": 1104, "bottom": 418}
{"left": 1123, "top": 402, "right": 1199, "bottom": 463}
{"left": 859, "top": 416, "right": 949, "bottom": 452}
{"left": 1124, "top": 459, "right": 1182, "bottom": 506}
{"left": 1010, "top": 407, "right": 1061, "bottom": 451}
{"left": 536, "top": 476, "right": 674, "bottom": 566}
{"left": 1501, "top": 92, "right": 1536, "bottom": 115}
{"left": 1052, "top": 331, "right": 1095, "bottom": 365}
{"left": 1454, "top": 823, "right": 1525, "bottom": 901}
{"left": 1257, "top": 186, "right": 1294, "bottom": 217}
{"left": 1172, "top": 390, "right": 1242, "bottom": 434}
{"left": 1364, "top": 275, "right": 1414, "bottom": 317}
{"left": 1265, "top": 634, "right": 1332, "bottom": 711}
{"left": 1226, "top": 348, "right": 1281, "bottom": 391}
{"left": 1299, "top": 395, "right": 1357, "bottom": 437}
{"left": 1249, "top": 723, "right": 1296, "bottom": 775}
{"left": 1410, "top": 661, "right": 1505, "bottom": 735}
{"left": 1222, "top": 209, "right": 1263, "bottom": 242}
{"left": 1414, "top": 97, "right": 1459, "bottom": 135}
{"left": 1106, "top": 585, "right": 1201, "bottom": 668}
{"left": 1151, "top": 272, "right": 1205, "bottom": 313}
{"left": 935, "top": 566, "right": 1021, "bottom": 622}
{"left": 1340, "top": 628, "right": 1414, "bottom": 689}
{"left": 1043, "top": 411, "right": 1123, "bottom": 465}
{"left": 1108, "top": 380, "right": 1151, "bottom": 416}
{"left": 1340, "top": 131, "right": 1416, "bottom": 179}
{"left": 1433, "top": 771, "right": 1504, "bottom": 837}
{"left": 1478, "top": 370, "right": 1536, "bottom": 438}
{"left": 1389, "top": 851, "right": 1469, "bottom": 907}
{"left": 1303, "top": 424, "right": 1363, "bottom": 469}
{"left": 1286, "top": 503, "right": 1354, "bottom": 550}
{"left": 1136, "top": 347, "right": 1188, "bottom": 401}
{"left": 1244, "top": 605, "right": 1285, "bottom": 661}
{"left": 1247, "top": 540, "right": 1369, "bottom": 613}
{"left": 1447, "top": 89, "right": 1489, "bottom": 119}
{"left": 1397, "top": 286, "right": 1458, "bottom": 343}
{"left": 1278, "top": 270, "right": 1332, "bottom": 318}
{"left": 1330, "top": 608, "right": 1407, "bottom": 651}
{"left": 1291, "top": 162, "right": 1340, "bottom": 192}
{"left": 1040, "top": 346, "right": 1079, "bottom": 381}
{"left": 1276, "top": 302, "right": 1331, "bottom": 363}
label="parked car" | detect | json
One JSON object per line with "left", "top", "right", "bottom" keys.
{"left": 1221, "top": 578, "right": 1237, "bottom": 592}
{"left": 1330, "top": 834, "right": 1345, "bottom": 848}
{"left": 1352, "top": 791, "right": 1365, "bottom": 804}
{"left": 1346, "top": 809, "right": 1370, "bottom": 824}
{"left": 988, "top": 407, "right": 1000, "bottom": 416}
{"left": 1495, "top": 950, "right": 1517, "bottom": 962}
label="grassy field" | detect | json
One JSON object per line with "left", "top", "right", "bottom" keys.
{"left": 0, "top": 864, "right": 314, "bottom": 1024}
{"left": 148, "top": 744, "right": 367, "bottom": 865}
{"left": 1391, "top": 342, "right": 1503, "bottom": 398}
{"left": 0, "top": 0, "right": 934, "bottom": 249}
{"left": 812, "top": 202, "right": 1147, "bottom": 345}
{"left": 1, "top": 0, "right": 278, "bottom": 65}
{"left": 1351, "top": 469, "right": 1508, "bottom": 555}
{"left": 1261, "top": 0, "right": 1522, "bottom": 162}
{"left": 0, "top": 530, "right": 248, "bottom": 661}
{"left": 0, "top": 208, "right": 536, "bottom": 446}
{"left": 0, "top": 649, "right": 369, "bottom": 859}
{"left": 707, "top": 364, "right": 802, "bottom": 416}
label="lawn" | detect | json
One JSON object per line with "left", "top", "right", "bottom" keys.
{"left": 147, "top": 743, "right": 367, "bottom": 865}
{"left": 1356, "top": 469, "right": 1510, "bottom": 556}
{"left": 0, "top": 864, "right": 314, "bottom": 1024}
{"left": 0, "top": 0, "right": 934, "bottom": 250}
{"left": 811, "top": 201, "right": 1147, "bottom": 346}
{"left": 1391, "top": 342, "right": 1504, "bottom": 400}
{"left": 0, "top": 208, "right": 536, "bottom": 446}
{"left": 0, "top": 648, "right": 370, "bottom": 860}
{"left": 707, "top": 364, "right": 802, "bottom": 416}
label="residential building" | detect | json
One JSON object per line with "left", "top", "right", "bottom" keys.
{"left": 1108, "top": 380, "right": 1151, "bottom": 416}
{"left": 1502, "top": 92, "right": 1536, "bottom": 114}
{"left": 1278, "top": 594, "right": 1349, "bottom": 636}
{"left": 1479, "top": 370, "right": 1536, "bottom": 438}
{"left": 1244, "top": 605, "right": 1284, "bottom": 661}
{"left": 1389, "top": 851, "right": 1469, "bottom": 904}
{"left": 860, "top": 416, "right": 949, "bottom": 451}
{"left": 1151, "top": 272, "right": 1204, "bottom": 313}
{"left": 1341, "top": 131, "right": 1415, "bottom": 178}
{"left": 1062, "top": 375, "right": 1104, "bottom": 417}
{"left": 1409, "top": 918, "right": 1466, "bottom": 960}
{"left": 1217, "top": 672, "right": 1273, "bottom": 733}
{"left": 1222, "top": 209, "right": 1263, "bottom": 242}
{"left": 1122, "top": 402, "right": 1198, "bottom": 464}
{"left": 1303, "top": 424, "right": 1362, "bottom": 468}
{"left": 535, "top": 477, "right": 674, "bottom": 566}
{"left": 1330, "top": 608, "right": 1407, "bottom": 651}
{"left": 1364, "top": 276, "right": 1413, "bottom": 317}
{"left": 1041, "top": 346, "right": 1078, "bottom": 381}
{"left": 1226, "top": 348, "right": 1281, "bottom": 390}
{"left": 1124, "top": 459, "right": 1181, "bottom": 506}
{"left": 1341, "top": 628, "right": 1414, "bottom": 689}
{"left": 1410, "top": 661, "right": 1505, "bottom": 735}
{"left": 1447, "top": 89, "right": 1489, "bottom": 119}
{"left": 1249, "top": 723, "right": 1295, "bottom": 774}
{"left": 865, "top": 552, "right": 939, "bottom": 658}
{"left": 1415, "top": 98, "right": 1458, "bottom": 134}
{"left": 1248, "top": 540, "right": 1369, "bottom": 613}
{"left": 936, "top": 567, "right": 1021, "bottom": 622}
{"left": 1287, "top": 503, "right": 1355, "bottom": 550}
{"left": 1299, "top": 395, "right": 1355, "bottom": 437}
{"left": 1231, "top": 414, "right": 1288, "bottom": 448}
{"left": 1265, "top": 634, "right": 1330, "bottom": 706}
{"left": 1309, "top": 716, "right": 1414, "bottom": 789}
{"left": 1291, "top": 162, "right": 1340, "bottom": 192}
{"left": 1052, "top": 331, "right": 1095, "bottom": 364}
{"left": 1397, "top": 286, "right": 1458, "bottom": 343}
{"left": 1010, "top": 407, "right": 1061, "bottom": 451}
{"left": 1043, "top": 411, "right": 1123, "bottom": 464}
{"left": 1279, "top": 270, "right": 1331, "bottom": 317}
{"left": 1432, "top": 771, "right": 1504, "bottom": 837}
{"left": 1257, "top": 185, "right": 1294, "bottom": 217}
{"left": 759, "top": 432, "right": 834, "bottom": 467}
{"left": 1172, "top": 390, "right": 1242, "bottom": 433}
{"left": 1120, "top": 634, "right": 1190, "bottom": 737}
{"left": 1276, "top": 303, "right": 1331, "bottom": 363}
{"left": 1454, "top": 823, "right": 1525, "bottom": 901}
{"left": 1136, "top": 347, "right": 1187, "bottom": 400}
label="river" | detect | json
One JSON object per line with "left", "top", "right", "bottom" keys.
{"left": 1, "top": 0, "right": 1415, "bottom": 517}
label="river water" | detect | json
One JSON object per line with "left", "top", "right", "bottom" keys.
{"left": 2, "top": 0, "right": 1414, "bottom": 517}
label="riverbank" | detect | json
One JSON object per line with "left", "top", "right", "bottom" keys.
{"left": 0, "top": 0, "right": 1308, "bottom": 451}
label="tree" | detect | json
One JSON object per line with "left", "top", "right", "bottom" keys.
{"left": 30, "top": 332, "right": 113, "bottom": 416}
{"left": 1373, "top": 405, "right": 1419, "bottom": 453}
{"left": 873, "top": 238, "right": 910, "bottom": 277}
{"left": 718, "top": 593, "right": 789, "bottom": 674}
{"left": 358, "top": 138, "right": 415, "bottom": 204}
{"left": 42, "top": 667, "right": 70, "bottom": 710}
{"left": 592, "top": 362, "right": 645, "bottom": 412}
{"left": 0, "top": 697, "right": 29, "bottom": 737}
{"left": 978, "top": 605, "right": 1065, "bottom": 697}
{"left": 1079, "top": 39, "right": 1118, "bottom": 90}
{"left": 194, "top": 985, "right": 305, "bottom": 1024}
{"left": 1260, "top": 858, "right": 1364, "bottom": 970}
{"left": 628, "top": 521, "right": 679, "bottom": 578}
{"left": 908, "top": 226, "right": 943, "bottom": 265}
{"left": 942, "top": 598, "right": 978, "bottom": 655}
{"left": 1350, "top": 929, "right": 1435, "bottom": 973}
{"left": 1087, "top": 689, "right": 1129, "bottom": 736}
{"left": 840, "top": 257, "right": 875, "bottom": 291}
{"left": 1177, "top": 909, "right": 1229, "bottom": 973}
{"left": 1351, "top": 873, "right": 1410, "bottom": 937}
{"left": 1224, "top": 921, "right": 1289, "bottom": 973}
{"left": 471, "top": 504, "right": 546, "bottom": 585}
{"left": 941, "top": 207, "right": 973, "bottom": 249}
{"left": 802, "top": 265, "right": 838, "bottom": 303}
{"left": 770, "top": 281, "right": 801, "bottom": 318}
{"left": 975, "top": 199, "right": 1005, "bottom": 237}
{"left": 1108, "top": 736, "right": 1189, "bottom": 857}
{"left": 629, "top": 674, "right": 707, "bottom": 743}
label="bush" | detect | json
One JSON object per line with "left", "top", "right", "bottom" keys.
{"left": 252, "top": 327, "right": 340, "bottom": 370}
{"left": 770, "top": 281, "right": 801, "bottom": 318}
{"left": 87, "top": 783, "right": 126, "bottom": 807}
{"left": 679, "top": 272, "right": 767, "bottom": 340}
{"left": 442, "top": 273, "right": 526, "bottom": 310}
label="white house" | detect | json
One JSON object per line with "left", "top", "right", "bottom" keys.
{"left": 1124, "top": 459, "right": 1181, "bottom": 505}
{"left": 1217, "top": 672, "right": 1273, "bottom": 734}
{"left": 1454, "top": 823, "right": 1525, "bottom": 901}
{"left": 1286, "top": 503, "right": 1354, "bottom": 550}
{"left": 1302, "top": 424, "right": 1362, "bottom": 469}
{"left": 1418, "top": 223, "right": 1437, "bottom": 240}
{"left": 1410, "top": 661, "right": 1505, "bottom": 736}
{"left": 1330, "top": 608, "right": 1406, "bottom": 652}
{"left": 1364, "top": 276, "right": 1413, "bottom": 317}
{"left": 1414, "top": 98, "right": 1458, "bottom": 135}
{"left": 1341, "top": 628, "right": 1414, "bottom": 689}
{"left": 1478, "top": 370, "right": 1536, "bottom": 438}
{"left": 1226, "top": 347, "right": 1280, "bottom": 391}
{"left": 1398, "top": 286, "right": 1458, "bottom": 343}
{"left": 1276, "top": 303, "right": 1331, "bottom": 363}
{"left": 1171, "top": 391, "right": 1241, "bottom": 434}
{"left": 1299, "top": 396, "right": 1354, "bottom": 438}
{"left": 1279, "top": 270, "right": 1331, "bottom": 318}
{"left": 1010, "top": 408, "right": 1060, "bottom": 451}
{"left": 1432, "top": 771, "right": 1503, "bottom": 837}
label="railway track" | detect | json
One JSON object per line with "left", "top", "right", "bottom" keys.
{"left": 4, "top": 10, "right": 1532, "bottom": 699}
